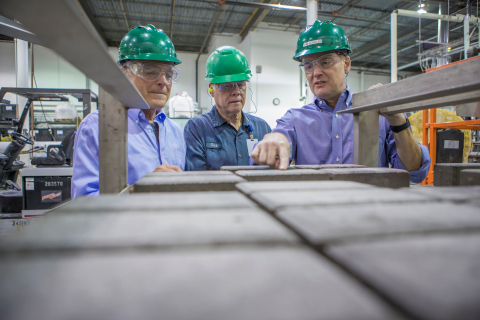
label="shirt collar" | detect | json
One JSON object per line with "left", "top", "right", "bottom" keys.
{"left": 128, "top": 108, "right": 167, "bottom": 123}
{"left": 314, "top": 86, "right": 353, "bottom": 112}
{"left": 210, "top": 105, "right": 250, "bottom": 130}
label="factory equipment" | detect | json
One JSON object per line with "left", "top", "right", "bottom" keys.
{"left": 168, "top": 92, "right": 197, "bottom": 118}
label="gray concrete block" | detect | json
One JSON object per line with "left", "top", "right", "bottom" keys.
{"left": 434, "top": 163, "right": 480, "bottom": 186}
{"left": 250, "top": 188, "right": 431, "bottom": 212}
{"left": 323, "top": 168, "right": 410, "bottom": 188}
{"left": 459, "top": 169, "right": 480, "bottom": 186}
{"left": 220, "top": 165, "right": 272, "bottom": 171}
{"left": 237, "top": 181, "right": 375, "bottom": 196}
{"left": 234, "top": 169, "right": 330, "bottom": 181}
{"left": 277, "top": 203, "right": 480, "bottom": 244}
{"left": 294, "top": 164, "right": 366, "bottom": 169}
{"left": 143, "top": 171, "right": 234, "bottom": 177}
{"left": 132, "top": 175, "right": 246, "bottom": 193}
{"left": 327, "top": 233, "right": 480, "bottom": 320}
{"left": 1, "top": 208, "right": 299, "bottom": 252}
{"left": 0, "top": 247, "right": 403, "bottom": 320}
{"left": 401, "top": 186, "right": 480, "bottom": 203}
{"left": 52, "top": 192, "right": 256, "bottom": 214}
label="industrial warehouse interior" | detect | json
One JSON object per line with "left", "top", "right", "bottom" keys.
{"left": 0, "top": 0, "right": 480, "bottom": 319}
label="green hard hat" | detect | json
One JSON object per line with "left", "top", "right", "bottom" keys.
{"left": 205, "top": 46, "right": 252, "bottom": 83}
{"left": 293, "top": 20, "right": 351, "bottom": 62}
{"left": 118, "top": 24, "right": 182, "bottom": 65}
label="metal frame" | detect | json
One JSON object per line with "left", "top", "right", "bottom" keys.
{"left": 0, "top": 87, "right": 97, "bottom": 119}
{"left": 0, "top": 0, "right": 149, "bottom": 194}
{"left": 338, "top": 55, "right": 480, "bottom": 167}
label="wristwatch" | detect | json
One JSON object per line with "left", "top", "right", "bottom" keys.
{"left": 390, "top": 118, "right": 410, "bottom": 133}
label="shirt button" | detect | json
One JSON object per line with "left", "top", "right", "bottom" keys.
{"left": 236, "top": 136, "right": 239, "bottom": 139}
{"left": 239, "top": 154, "right": 242, "bottom": 158}
{"left": 336, "top": 157, "right": 340, "bottom": 162}
{"left": 136, "top": 120, "right": 139, "bottom": 123}
{"left": 336, "top": 135, "right": 339, "bottom": 139}
{"left": 318, "top": 100, "right": 323, "bottom": 104}
{"left": 335, "top": 114, "right": 338, "bottom": 118}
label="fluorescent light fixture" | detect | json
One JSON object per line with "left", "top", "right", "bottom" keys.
{"left": 418, "top": 3, "right": 425, "bottom": 7}
{"left": 417, "top": 8, "right": 427, "bottom": 13}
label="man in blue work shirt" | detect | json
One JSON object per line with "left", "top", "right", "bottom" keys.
{"left": 72, "top": 25, "right": 186, "bottom": 198}
{"left": 251, "top": 20, "right": 431, "bottom": 183}
{"left": 184, "top": 46, "right": 271, "bottom": 170}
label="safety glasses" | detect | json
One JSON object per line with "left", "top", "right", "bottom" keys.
{"left": 126, "top": 61, "right": 180, "bottom": 84}
{"left": 300, "top": 52, "right": 344, "bottom": 74}
{"left": 214, "top": 81, "right": 248, "bottom": 92}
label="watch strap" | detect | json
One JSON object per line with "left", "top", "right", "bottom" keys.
{"left": 390, "top": 118, "right": 410, "bottom": 133}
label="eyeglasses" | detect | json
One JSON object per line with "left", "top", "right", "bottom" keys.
{"left": 300, "top": 52, "right": 344, "bottom": 74}
{"left": 126, "top": 61, "right": 180, "bottom": 84}
{"left": 214, "top": 81, "right": 248, "bottom": 92}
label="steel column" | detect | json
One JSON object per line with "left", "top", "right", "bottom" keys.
{"left": 390, "top": 12, "right": 397, "bottom": 83}
{"left": 306, "top": 0, "right": 317, "bottom": 104}
{"left": 15, "top": 39, "right": 29, "bottom": 135}
{"left": 98, "top": 88, "right": 128, "bottom": 194}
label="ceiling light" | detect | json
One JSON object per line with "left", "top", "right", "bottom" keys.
{"left": 417, "top": 8, "right": 427, "bottom": 13}
{"left": 418, "top": 3, "right": 425, "bottom": 7}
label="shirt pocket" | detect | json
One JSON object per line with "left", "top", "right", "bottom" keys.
{"left": 205, "top": 142, "right": 226, "bottom": 167}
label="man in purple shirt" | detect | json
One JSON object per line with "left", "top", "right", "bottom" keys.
{"left": 251, "top": 20, "right": 430, "bottom": 183}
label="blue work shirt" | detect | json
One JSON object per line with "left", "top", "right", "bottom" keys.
{"left": 184, "top": 106, "right": 271, "bottom": 170}
{"left": 271, "top": 86, "right": 431, "bottom": 183}
{"left": 72, "top": 108, "right": 185, "bottom": 198}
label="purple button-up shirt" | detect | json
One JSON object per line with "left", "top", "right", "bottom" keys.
{"left": 272, "top": 86, "right": 430, "bottom": 183}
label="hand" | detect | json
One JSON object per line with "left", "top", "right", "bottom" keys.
{"left": 368, "top": 83, "right": 406, "bottom": 126}
{"left": 153, "top": 164, "right": 182, "bottom": 172}
{"left": 251, "top": 132, "right": 290, "bottom": 170}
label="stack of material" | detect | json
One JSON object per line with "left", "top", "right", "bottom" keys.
{"left": 1, "top": 170, "right": 480, "bottom": 320}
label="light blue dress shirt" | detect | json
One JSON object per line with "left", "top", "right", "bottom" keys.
{"left": 72, "top": 108, "right": 185, "bottom": 198}
{"left": 272, "top": 86, "right": 431, "bottom": 183}
{"left": 185, "top": 106, "right": 271, "bottom": 170}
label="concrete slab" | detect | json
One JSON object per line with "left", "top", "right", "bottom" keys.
{"left": 276, "top": 203, "right": 480, "bottom": 244}
{"left": 294, "top": 164, "right": 366, "bottom": 169}
{"left": 234, "top": 169, "right": 330, "bottom": 181}
{"left": 434, "top": 163, "right": 480, "bottom": 186}
{"left": 400, "top": 186, "right": 480, "bottom": 203}
{"left": 459, "top": 169, "right": 480, "bottom": 186}
{"left": 1, "top": 208, "right": 299, "bottom": 252}
{"left": 327, "top": 233, "right": 480, "bottom": 320}
{"left": 323, "top": 168, "right": 410, "bottom": 188}
{"left": 132, "top": 175, "right": 246, "bottom": 192}
{"left": 52, "top": 192, "right": 256, "bottom": 214}
{"left": 143, "top": 171, "right": 234, "bottom": 177}
{"left": 236, "top": 181, "right": 375, "bottom": 196}
{"left": 0, "top": 247, "right": 403, "bottom": 320}
{"left": 220, "top": 165, "right": 272, "bottom": 171}
{"left": 250, "top": 188, "right": 430, "bottom": 212}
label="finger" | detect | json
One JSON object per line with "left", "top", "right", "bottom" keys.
{"left": 251, "top": 145, "right": 260, "bottom": 163}
{"left": 266, "top": 144, "right": 278, "bottom": 166}
{"left": 258, "top": 144, "right": 268, "bottom": 165}
{"left": 278, "top": 142, "right": 290, "bottom": 170}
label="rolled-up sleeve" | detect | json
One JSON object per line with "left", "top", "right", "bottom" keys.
{"left": 184, "top": 120, "right": 207, "bottom": 171}
{"left": 71, "top": 115, "right": 100, "bottom": 199}
{"left": 385, "top": 126, "right": 431, "bottom": 184}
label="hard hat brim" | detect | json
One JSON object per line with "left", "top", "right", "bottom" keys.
{"left": 293, "top": 45, "right": 352, "bottom": 62}
{"left": 206, "top": 73, "right": 251, "bottom": 84}
{"left": 119, "top": 53, "right": 182, "bottom": 65}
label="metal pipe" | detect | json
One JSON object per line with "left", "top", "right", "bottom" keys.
{"left": 395, "top": 9, "right": 480, "bottom": 23}
{"left": 169, "top": 0, "right": 175, "bottom": 39}
{"left": 305, "top": 0, "right": 317, "bottom": 105}
{"left": 437, "top": 3, "right": 449, "bottom": 67}
{"left": 391, "top": 11, "right": 397, "bottom": 83}
{"left": 469, "top": 152, "right": 480, "bottom": 159}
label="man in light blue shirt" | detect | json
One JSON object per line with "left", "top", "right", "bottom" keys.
{"left": 251, "top": 21, "right": 430, "bottom": 183}
{"left": 72, "top": 25, "right": 185, "bottom": 198}
{"left": 185, "top": 46, "right": 271, "bottom": 170}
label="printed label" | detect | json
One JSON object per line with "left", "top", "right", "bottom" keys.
{"left": 26, "top": 182, "right": 34, "bottom": 190}
{"left": 304, "top": 39, "right": 322, "bottom": 47}
{"left": 206, "top": 142, "right": 222, "bottom": 149}
{"left": 57, "top": 130, "right": 63, "bottom": 135}
{"left": 444, "top": 140, "right": 459, "bottom": 149}
{"left": 6, "top": 106, "right": 12, "bottom": 111}
{"left": 41, "top": 190, "right": 62, "bottom": 203}
{"left": 246, "top": 139, "right": 259, "bottom": 156}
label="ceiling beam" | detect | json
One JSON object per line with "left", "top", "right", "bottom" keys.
{"left": 332, "top": 0, "right": 360, "bottom": 15}
{"left": 239, "top": 0, "right": 279, "bottom": 41}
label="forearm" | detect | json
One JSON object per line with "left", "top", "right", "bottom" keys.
{"left": 385, "top": 114, "right": 422, "bottom": 171}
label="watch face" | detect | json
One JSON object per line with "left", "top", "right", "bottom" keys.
{"left": 273, "top": 98, "right": 280, "bottom": 106}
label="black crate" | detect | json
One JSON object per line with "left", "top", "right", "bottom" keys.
{"left": 53, "top": 128, "right": 75, "bottom": 142}
{"left": 436, "top": 129, "right": 464, "bottom": 163}
{"left": 23, "top": 176, "right": 71, "bottom": 210}
{"left": 34, "top": 129, "right": 54, "bottom": 141}
{"left": 0, "top": 104, "right": 16, "bottom": 121}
